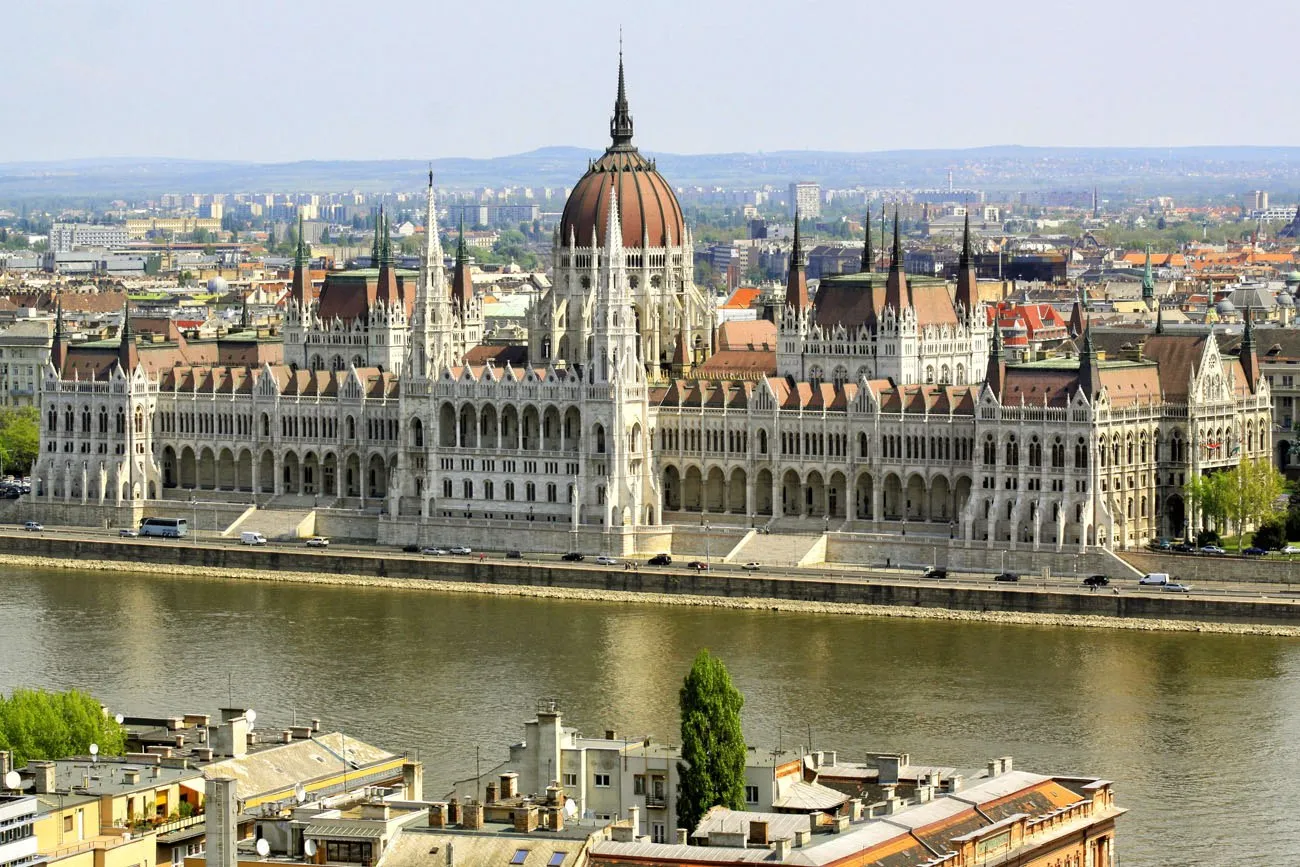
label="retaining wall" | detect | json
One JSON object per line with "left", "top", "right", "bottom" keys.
{"left": 1121, "top": 551, "right": 1300, "bottom": 585}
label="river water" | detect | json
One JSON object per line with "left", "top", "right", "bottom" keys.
{"left": 1, "top": 565, "right": 1295, "bottom": 866}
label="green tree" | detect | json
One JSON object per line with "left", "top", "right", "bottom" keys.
{"left": 0, "top": 688, "right": 125, "bottom": 766}
{"left": 0, "top": 407, "right": 39, "bottom": 475}
{"left": 677, "top": 650, "right": 746, "bottom": 835}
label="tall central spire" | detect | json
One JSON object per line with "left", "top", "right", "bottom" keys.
{"left": 609, "top": 42, "right": 634, "bottom": 149}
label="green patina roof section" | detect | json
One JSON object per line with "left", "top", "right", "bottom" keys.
{"left": 1012, "top": 357, "right": 1153, "bottom": 370}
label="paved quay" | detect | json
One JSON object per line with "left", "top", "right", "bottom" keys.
{"left": 3, "top": 529, "right": 1300, "bottom": 636}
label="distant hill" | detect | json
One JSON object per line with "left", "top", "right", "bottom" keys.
{"left": 3, "top": 146, "right": 1300, "bottom": 200}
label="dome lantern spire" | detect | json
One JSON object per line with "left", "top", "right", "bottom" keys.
{"left": 609, "top": 39, "right": 634, "bottom": 149}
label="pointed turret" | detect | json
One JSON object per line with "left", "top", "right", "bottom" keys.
{"left": 609, "top": 46, "right": 634, "bottom": 149}
{"left": 860, "top": 213, "right": 873, "bottom": 273}
{"left": 117, "top": 295, "right": 138, "bottom": 373}
{"left": 1078, "top": 320, "right": 1101, "bottom": 401}
{"left": 1154, "top": 304, "right": 1164, "bottom": 335}
{"left": 1068, "top": 284, "right": 1086, "bottom": 338}
{"left": 291, "top": 211, "right": 312, "bottom": 308}
{"left": 452, "top": 216, "right": 473, "bottom": 309}
{"left": 785, "top": 210, "right": 810, "bottom": 311}
{"left": 374, "top": 206, "right": 400, "bottom": 307}
{"left": 370, "top": 208, "right": 382, "bottom": 266}
{"left": 1141, "top": 246, "right": 1155, "bottom": 310}
{"left": 955, "top": 210, "right": 978, "bottom": 317}
{"left": 884, "top": 209, "right": 909, "bottom": 312}
{"left": 985, "top": 313, "right": 1006, "bottom": 397}
{"left": 1241, "top": 306, "right": 1260, "bottom": 393}
{"left": 51, "top": 298, "right": 68, "bottom": 372}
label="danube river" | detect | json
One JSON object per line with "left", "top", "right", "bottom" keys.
{"left": 2, "top": 565, "right": 1297, "bottom": 866}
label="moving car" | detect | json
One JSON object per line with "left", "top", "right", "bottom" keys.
{"left": 742, "top": 562, "right": 761, "bottom": 571}
{"left": 648, "top": 553, "right": 672, "bottom": 566}
{"left": 686, "top": 561, "right": 710, "bottom": 571}
{"left": 594, "top": 555, "right": 618, "bottom": 565}
{"left": 1083, "top": 574, "right": 1110, "bottom": 587}
{"left": 449, "top": 545, "right": 472, "bottom": 555}
{"left": 23, "top": 521, "right": 42, "bottom": 532}
{"left": 922, "top": 566, "right": 948, "bottom": 580}
{"left": 561, "top": 552, "right": 585, "bottom": 562}
{"left": 1200, "top": 545, "right": 1226, "bottom": 555}
{"left": 1243, "top": 546, "right": 1267, "bottom": 557}
{"left": 305, "top": 536, "right": 330, "bottom": 547}
{"left": 1163, "top": 582, "right": 1192, "bottom": 593}
{"left": 1172, "top": 542, "right": 1195, "bottom": 553}
{"left": 240, "top": 531, "right": 267, "bottom": 546}
{"left": 994, "top": 572, "right": 1020, "bottom": 582}
{"left": 505, "top": 550, "right": 523, "bottom": 559}
{"left": 1139, "top": 572, "right": 1170, "bottom": 586}
{"left": 402, "top": 544, "right": 420, "bottom": 553}
{"left": 118, "top": 528, "right": 139, "bottom": 538}
{"left": 1283, "top": 545, "right": 1300, "bottom": 555}
{"left": 422, "top": 546, "right": 449, "bottom": 555}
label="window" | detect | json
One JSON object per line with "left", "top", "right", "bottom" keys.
{"left": 324, "top": 841, "right": 373, "bottom": 865}
{"left": 64, "top": 815, "right": 74, "bottom": 833}
{"left": 510, "top": 850, "right": 529, "bottom": 866}
{"left": 548, "top": 855, "right": 567, "bottom": 867}
{"left": 633, "top": 775, "right": 645, "bottom": 795}
{"left": 562, "top": 773, "right": 577, "bottom": 787}
{"left": 745, "top": 785, "right": 759, "bottom": 804}
{"left": 594, "top": 774, "right": 610, "bottom": 787}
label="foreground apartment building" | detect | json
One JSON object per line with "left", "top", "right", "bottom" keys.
{"left": 30, "top": 58, "right": 1272, "bottom": 556}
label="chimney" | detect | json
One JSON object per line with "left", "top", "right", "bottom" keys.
{"left": 311, "top": 718, "right": 321, "bottom": 732}
{"left": 360, "top": 802, "right": 390, "bottom": 821}
{"left": 793, "top": 829, "right": 810, "bottom": 849}
{"left": 194, "top": 747, "right": 214, "bottom": 763}
{"left": 123, "top": 768, "right": 140, "bottom": 785}
{"left": 462, "top": 801, "right": 484, "bottom": 830}
{"left": 824, "top": 751, "right": 836, "bottom": 766}
{"left": 987, "top": 761, "right": 999, "bottom": 778}
{"left": 611, "top": 824, "right": 636, "bottom": 844}
{"left": 748, "top": 820, "right": 769, "bottom": 846}
{"left": 880, "top": 784, "right": 897, "bottom": 803}
{"left": 545, "top": 784, "right": 561, "bottom": 806}
{"left": 183, "top": 714, "right": 211, "bottom": 729}
{"left": 916, "top": 785, "right": 933, "bottom": 804}
{"left": 999, "top": 756, "right": 1013, "bottom": 774}
{"left": 850, "top": 798, "right": 864, "bottom": 821}
{"left": 428, "top": 803, "right": 448, "bottom": 828}
{"left": 832, "top": 814, "right": 850, "bottom": 833}
{"left": 675, "top": 829, "right": 688, "bottom": 846}
{"left": 500, "top": 773, "right": 518, "bottom": 800}
{"left": 206, "top": 777, "right": 238, "bottom": 867}
{"left": 282, "top": 731, "right": 293, "bottom": 744}
{"left": 627, "top": 806, "right": 639, "bottom": 838}
{"left": 513, "top": 805, "right": 538, "bottom": 833}
{"left": 945, "top": 774, "right": 964, "bottom": 794}
{"left": 485, "top": 783, "right": 497, "bottom": 804}
{"left": 812, "top": 752, "right": 822, "bottom": 769}
{"left": 30, "top": 761, "right": 56, "bottom": 794}
{"left": 0, "top": 752, "right": 11, "bottom": 783}
{"left": 604, "top": 730, "right": 617, "bottom": 741}
{"left": 291, "top": 726, "right": 313, "bottom": 740}
{"left": 549, "top": 805, "right": 565, "bottom": 832}
{"left": 773, "top": 838, "right": 791, "bottom": 861}
{"left": 448, "top": 798, "right": 462, "bottom": 825}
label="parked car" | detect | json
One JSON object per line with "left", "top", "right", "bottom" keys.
{"left": 1163, "top": 582, "right": 1192, "bottom": 593}
{"left": 687, "top": 561, "right": 709, "bottom": 571}
{"left": 1139, "top": 572, "right": 1170, "bottom": 586}
{"left": 1243, "top": 546, "right": 1267, "bottom": 557}
{"left": 1200, "top": 545, "right": 1226, "bottom": 555}
{"left": 449, "top": 545, "right": 472, "bottom": 555}
{"left": 505, "top": 550, "right": 523, "bottom": 559}
{"left": 922, "top": 566, "right": 948, "bottom": 580}
{"left": 305, "top": 536, "right": 330, "bottom": 548}
{"left": 1149, "top": 538, "right": 1172, "bottom": 551}
{"left": 1283, "top": 545, "right": 1300, "bottom": 555}
{"left": 421, "top": 546, "right": 449, "bottom": 555}
{"left": 594, "top": 555, "right": 618, "bottom": 566}
{"left": 118, "top": 528, "right": 139, "bottom": 538}
{"left": 648, "top": 553, "right": 672, "bottom": 566}
{"left": 561, "top": 552, "right": 585, "bottom": 562}
{"left": 993, "top": 572, "right": 1020, "bottom": 582}
{"left": 1172, "top": 542, "right": 1195, "bottom": 553}
{"left": 23, "top": 521, "right": 42, "bottom": 532}
{"left": 1083, "top": 574, "right": 1110, "bottom": 587}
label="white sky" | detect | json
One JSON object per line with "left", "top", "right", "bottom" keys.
{"left": 5, "top": 0, "right": 1298, "bottom": 162}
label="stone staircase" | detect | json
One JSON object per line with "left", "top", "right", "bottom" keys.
{"left": 728, "top": 531, "right": 826, "bottom": 567}
{"left": 225, "top": 507, "right": 316, "bottom": 541}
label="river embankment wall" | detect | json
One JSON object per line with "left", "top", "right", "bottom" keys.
{"left": 3, "top": 535, "right": 1300, "bottom": 631}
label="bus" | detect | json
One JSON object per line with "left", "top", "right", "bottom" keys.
{"left": 139, "top": 517, "right": 188, "bottom": 538}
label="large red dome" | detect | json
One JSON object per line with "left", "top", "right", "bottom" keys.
{"left": 558, "top": 56, "right": 685, "bottom": 250}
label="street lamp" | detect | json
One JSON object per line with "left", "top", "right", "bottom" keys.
{"left": 190, "top": 497, "right": 198, "bottom": 545}
{"left": 705, "top": 521, "right": 711, "bottom": 569}
{"left": 902, "top": 500, "right": 909, "bottom": 537}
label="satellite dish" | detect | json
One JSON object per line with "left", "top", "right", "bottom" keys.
{"left": 562, "top": 798, "right": 578, "bottom": 818}
{"left": 3, "top": 771, "right": 19, "bottom": 790}
{"left": 294, "top": 784, "right": 307, "bottom": 804}
{"left": 255, "top": 839, "right": 271, "bottom": 858}
{"left": 114, "top": 714, "right": 124, "bottom": 725}
{"left": 89, "top": 744, "right": 99, "bottom": 758}
{"left": 245, "top": 709, "right": 257, "bottom": 728}
{"left": 304, "top": 840, "right": 318, "bottom": 857}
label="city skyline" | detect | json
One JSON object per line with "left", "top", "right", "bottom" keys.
{"left": 5, "top": 0, "right": 1298, "bottom": 163}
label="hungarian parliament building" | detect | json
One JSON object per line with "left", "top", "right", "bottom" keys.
{"left": 33, "top": 61, "right": 1273, "bottom": 558}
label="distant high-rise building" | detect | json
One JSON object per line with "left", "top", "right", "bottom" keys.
{"left": 789, "top": 182, "right": 821, "bottom": 218}
{"left": 1253, "top": 190, "right": 1270, "bottom": 211}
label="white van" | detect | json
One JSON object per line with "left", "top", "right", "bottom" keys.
{"left": 240, "top": 531, "right": 267, "bottom": 546}
{"left": 1138, "top": 572, "right": 1170, "bottom": 586}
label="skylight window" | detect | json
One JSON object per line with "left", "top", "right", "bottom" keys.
{"left": 510, "top": 850, "right": 529, "bottom": 866}
{"left": 548, "top": 854, "right": 567, "bottom": 867}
